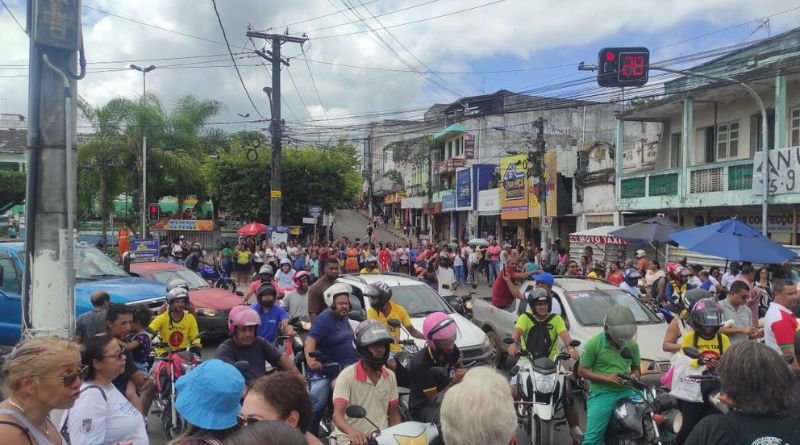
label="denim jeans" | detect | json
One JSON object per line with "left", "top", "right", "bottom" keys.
{"left": 454, "top": 265, "right": 465, "bottom": 284}
{"left": 488, "top": 260, "right": 500, "bottom": 284}
{"left": 308, "top": 375, "right": 332, "bottom": 437}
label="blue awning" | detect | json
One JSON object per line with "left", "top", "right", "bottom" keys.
{"left": 433, "top": 123, "right": 466, "bottom": 141}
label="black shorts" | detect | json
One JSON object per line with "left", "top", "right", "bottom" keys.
{"left": 235, "top": 262, "right": 251, "bottom": 273}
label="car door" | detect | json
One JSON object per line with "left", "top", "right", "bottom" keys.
{"left": 0, "top": 251, "right": 23, "bottom": 346}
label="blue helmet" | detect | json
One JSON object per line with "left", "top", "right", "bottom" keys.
{"left": 533, "top": 272, "right": 555, "bottom": 287}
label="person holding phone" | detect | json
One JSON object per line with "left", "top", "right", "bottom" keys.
{"left": 434, "top": 252, "right": 457, "bottom": 298}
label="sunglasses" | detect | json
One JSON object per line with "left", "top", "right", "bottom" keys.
{"left": 103, "top": 348, "right": 126, "bottom": 360}
{"left": 237, "top": 415, "right": 262, "bottom": 427}
{"left": 42, "top": 365, "right": 89, "bottom": 387}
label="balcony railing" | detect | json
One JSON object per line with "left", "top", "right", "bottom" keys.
{"left": 688, "top": 159, "right": 753, "bottom": 194}
{"left": 620, "top": 170, "right": 680, "bottom": 199}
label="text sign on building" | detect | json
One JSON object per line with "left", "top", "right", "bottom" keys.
{"left": 752, "top": 146, "right": 800, "bottom": 195}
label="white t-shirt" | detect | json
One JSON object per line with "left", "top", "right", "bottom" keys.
{"left": 721, "top": 272, "right": 737, "bottom": 290}
{"left": 276, "top": 248, "right": 288, "bottom": 260}
{"left": 61, "top": 382, "right": 147, "bottom": 445}
{"left": 436, "top": 267, "right": 456, "bottom": 297}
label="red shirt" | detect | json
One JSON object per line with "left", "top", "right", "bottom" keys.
{"left": 491, "top": 268, "right": 514, "bottom": 308}
{"left": 487, "top": 245, "right": 501, "bottom": 262}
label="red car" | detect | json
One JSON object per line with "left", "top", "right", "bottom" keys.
{"left": 130, "top": 262, "right": 244, "bottom": 338}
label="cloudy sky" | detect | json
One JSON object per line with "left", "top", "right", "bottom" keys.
{"left": 2, "top": 0, "right": 800, "bottom": 141}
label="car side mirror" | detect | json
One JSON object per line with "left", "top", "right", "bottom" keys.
{"left": 387, "top": 319, "right": 401, "bottom": 328}
{"left": 682, "top": 347, "right": 701, "bottom": 359}
{"left": 345, "top": 405, "right": 367, "bottom": 419}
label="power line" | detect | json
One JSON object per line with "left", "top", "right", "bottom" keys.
{"left": 257, "top": 0, "right": 381, "bottom": 32}
{"left": 0, "top": 0, "right": 25, "bottom": 34}
{"left": 299, "top": 0, "right": 439, "bottom": 34}
{"left": 294, "top": 56, "right": 576, "bottom": 75}
{"left": 285, "top": 65, "right": 313, "bottom": 121}
{"left": 210, "top": 0, "right": 267, "bottom": 119}
{"left": 300, "top": 44, "right": 330, "bottom": 123}
{"left": 245, "top": 36, "right": 302, "bottom": 122}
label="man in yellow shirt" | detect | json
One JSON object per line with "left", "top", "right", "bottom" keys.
{"left": 365, "top": 281, "right": 424, "bottom": 386}
{"left": 360, "top": 256, "right": 381, "bottom": 274}
{"left": 149, "top": 287, "right": 202, "bottom": 356}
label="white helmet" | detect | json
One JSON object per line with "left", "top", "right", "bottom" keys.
{"left": 324, "top": 283, "right": 352, "bottom": 308}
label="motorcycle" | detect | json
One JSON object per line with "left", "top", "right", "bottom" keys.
{"left": 199, "top": 263, "right": 237, "bottom": 292}
{"left": 307, "top": 350, "right": 343, "bottom": 438}
{"left": 342, "top": 404, "right": 440, "bottom": 445}
{"left": 444, "top": 291, "right": 475, "bottom": 320}
{"left": 504, "top": 337, "right": 580, "bottom": 445}
{"left": 151, "top": 342, "right": 202, "bottom": 442}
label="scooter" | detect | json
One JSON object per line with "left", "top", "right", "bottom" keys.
{"left": 505, "top": 337, "right": 580, "bottom": 445}
{"left": 199, "top": 264, "right": 237, "bottom": 292}
{"left": 343, "top": 404, "right": 440, "bottom": 445}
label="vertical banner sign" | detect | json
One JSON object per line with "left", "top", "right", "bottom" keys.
{"left": 456, "top": 168, "right": 472, "bottom": 210}
{"left": 528, "top": 151, "right": 559, "bottom": 218}
{"left": 500, "top": 154, "right": 529, "bottom": 220}
{"left": 464, "top": 133, "right": 475, "bottom": 159}
{"left": 752, "top": 146, "right": 800, "bottom": 195}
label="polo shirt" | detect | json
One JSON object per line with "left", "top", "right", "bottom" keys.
{"left": 764, "top": 302, "right": 798, "bottom": 353}
{"left": 580, "top": 333, "right": 640, "bottom": 393}
{"left": 309, "top": 309, "right": 358, "bottom": 374}
{"left": 720, "top": 299, "right": 754, "bottom": 343}
{"left": 409, "top": 345, "right": 461, "bottom": 414}
{"left": 331, "top": 361, "right": 398, "bottom": 443}
{"left": 215, "top": 337, "right": 282, "bottom": 383}
{"left": 514, "top": 312, "right": 566, "bottom": 360}
{"left": 249, "top": 303, "right": 289, "bottom": 343}
{"left": 367, "top": 301, "right": 413, "bottom": 353}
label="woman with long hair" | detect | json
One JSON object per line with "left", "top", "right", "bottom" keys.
{"left": 754, "top": 266, "right": 774, "bottom": 318}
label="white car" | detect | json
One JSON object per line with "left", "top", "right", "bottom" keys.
{"left": 472, "top": 277, "right": 672, "bottom": 374}
{"left": 336, "top": 273, "right": 495, "bottom": 367}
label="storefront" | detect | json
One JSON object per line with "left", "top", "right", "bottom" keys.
{"left": 455, "top": 168, "right": 473, "bottom": 241}
{"left": 478, "top": 188, "right": 500, "bottom": 239}
{"left": 400, "top": 196, "right": 425, "bottom": 233}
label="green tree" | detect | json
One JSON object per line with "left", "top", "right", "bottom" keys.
{"left": 0, "top": 171, "right": 26, "bottom": 207}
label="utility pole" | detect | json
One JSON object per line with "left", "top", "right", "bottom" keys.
{"left": 530, "top": 117, "right": 548, "bottom": 251}
{"left": 366, "top": 135, "right": 374, "bottom": 220}
{"left": 129, "top": 64, "right": 156, "bottom": 238}
{"left": 247, "top": 31, "right": 307, "bottom": 227}
{"left": 24, "top": 0, "right": 82, "bottom": 339}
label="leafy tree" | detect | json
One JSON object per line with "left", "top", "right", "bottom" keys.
{"left": 0, "top": 171, "right": 25, "bottom": 207}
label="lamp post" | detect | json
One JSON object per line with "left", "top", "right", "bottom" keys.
{"left": 129, "top": 64, "right": 156, "bottom": 238}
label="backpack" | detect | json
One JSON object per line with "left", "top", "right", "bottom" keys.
{"left": 522, "top": 313, "right": 557, "bottom": 360}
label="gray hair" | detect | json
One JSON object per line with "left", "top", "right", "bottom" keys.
{"left": 441, "top": 367, "right": 516, "bottom": 445}
{"left": 718, "top": 340, "right": 794, "bottom": 415}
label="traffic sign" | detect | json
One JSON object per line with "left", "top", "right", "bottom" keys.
{"left": 271, "top": 190, "right": 282, "bottom": 198}
{"left": 308, "top": 205, "right": 322, "bottom": 218}
{"left": 597, "top": 47, "right": 649, "bottom": 87}
{"left": 542, "top": 216, "right": 553, "bottom": 229}
{"left": 302, "top": 217, "right": 317, "bottom": 224}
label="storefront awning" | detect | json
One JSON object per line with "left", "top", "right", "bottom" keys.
{"left": 569, "top": 226, "right": 629, "bottom": 245}
{"left": 433, "top": 123, "right": 466, "bottom": 141}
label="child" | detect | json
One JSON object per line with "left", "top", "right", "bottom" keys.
{"left": 127, "top": 304, "right": 153, "bottom": 373}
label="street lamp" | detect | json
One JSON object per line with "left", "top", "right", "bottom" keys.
{"left": 130, "top": 64, "right": 156, "bottom": 238}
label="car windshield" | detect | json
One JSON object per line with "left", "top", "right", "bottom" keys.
{"left": 389, "top": 285, "right": 453, "bottom": 317}
{"left": 150, "top": 269, "right": 210, "bottom": 289}
{"left": 564, "top": 289, "right": 661, "bottom": 326}
{"left": 75, "top": 247, "right": 129, "bottom": 280}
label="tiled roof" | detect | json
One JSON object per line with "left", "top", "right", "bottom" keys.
{"left": 0, "top": 129, "right": 26, "bottom": 154}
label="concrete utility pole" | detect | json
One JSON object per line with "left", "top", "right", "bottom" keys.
{"left": 247, "top": 31, "right": 307, "bottom": 227}
{"left": 129, "top": 64, "right": 156, "bottom": 238}
{"left": 24, "top": 0, "right": 82, "bottom": 339}
{"left": 530, "top": 117, "right": 548, "bottom": 251}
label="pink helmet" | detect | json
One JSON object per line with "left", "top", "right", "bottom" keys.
{"left": 422, "top": 312, "right": 457, "bottom": 349}
{"left": 228, "top": 306, "right": 261, "bottom": 336}
{"left": 294, "top": 270, "right": 312, "bottom": 288}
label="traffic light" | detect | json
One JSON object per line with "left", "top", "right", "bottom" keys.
{"left": 148, "top": 203, "right": 160, "bottom": 222}
{"left": 597, "top": 47, "right": 649, "bottom": 87}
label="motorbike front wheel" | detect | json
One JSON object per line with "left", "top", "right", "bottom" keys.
{"left": 531, "top": 417, "right": 553, "bottom": 445}
{"left": 161, "top": 401, "right": 184, "bottom": 442}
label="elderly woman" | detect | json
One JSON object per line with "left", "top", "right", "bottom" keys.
{"left": 61, "top": 334, "right": 147, "bottom": 445}
{"left": 441, "top": 367, "right": 516, "bottom": 445}
{"left": 0, "top": 337, "right": 84, "bottom": 445}
{"left": 686, "top": 341, "right": 799, "bottom": 444}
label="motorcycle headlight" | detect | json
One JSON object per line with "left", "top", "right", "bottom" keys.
{"left": 533, "top": 372, "right": 557, "bottom": 394}
{"left": 195, "top": 308, "right": 217, "bottom": 317}
{"left": 464, "top": 300, "right": 474, "bottom": 310}
{"left": 301, "top": 321, "right": 311, "bottom": 331}
{"left": 668, "top": 410, "right": 682, "bottom": 434}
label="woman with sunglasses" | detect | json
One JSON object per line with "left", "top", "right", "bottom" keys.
{"left": 61, "top": 334, "right": 147, "bottom": 445}
{"left": 0, "top": 337, "right": 83, "bottom": 445}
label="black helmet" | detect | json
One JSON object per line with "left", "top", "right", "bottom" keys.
{"left": 166, "top": 279, "right": 190, "bottom": 293}
{"left": 354, "top": 320, "right": 393, "bottom": 370}
{"left": 366, "top": 281, "right": 392, "bottom": 310}
{"left": 690, "top": 297, "right": 724, "bottom": 340}
{"left": 256, "top": 284, "right": 278, "bottom": 304}
{"left": 525, "top": 288, "right": 551, "bottom": 311}
{"left": 682, "top": 288, "right": 712, "bottom": 312}
{"left": 366, "top": 256, "right": 378, "bottom": 268}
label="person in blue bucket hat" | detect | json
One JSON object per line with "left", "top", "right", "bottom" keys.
{"left": 173, "top": 359, "right": 245, "bottom": 444}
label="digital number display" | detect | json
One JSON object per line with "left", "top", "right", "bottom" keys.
{"left": 597, "top": 47, "right": 649, "bottom": 87}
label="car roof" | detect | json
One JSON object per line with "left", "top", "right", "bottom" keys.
{"left": 130, "top": 262, "right": 182, "bottom": 272}
{"left": 0, "top": 241, "right": 24, "bottom": 250}
{"left": 338, "top": 273, "right": 428, "bottom": 290}
{"left": 522, "top": 276, "right": 624, "bottom": 293}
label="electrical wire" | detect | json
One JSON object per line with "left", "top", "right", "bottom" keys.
{"left": 300, "top": 43, "right": 330, "bottom": 123}
{"left": 0, "top": 0, "right": 25, "bottom": 34}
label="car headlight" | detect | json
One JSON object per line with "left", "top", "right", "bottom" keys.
{"left": 195, "top": 308, "right": 217, "bottom": 317}
{"left": 533, "top": 372, "right": 557, "bottom": 394}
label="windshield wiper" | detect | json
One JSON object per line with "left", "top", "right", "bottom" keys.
{"left": 90, "top": 273, "right": 124, "bottom": 279}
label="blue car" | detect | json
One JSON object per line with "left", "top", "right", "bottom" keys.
{"left": 0, "top": 241, "right": 167, "bottom": 349}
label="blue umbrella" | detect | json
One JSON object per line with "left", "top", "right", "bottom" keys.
{"left": 609, "top": 215, "right": 680, "bottom": 245}
{"left": 669, "top": 217, "right": 797, "bottom": 264}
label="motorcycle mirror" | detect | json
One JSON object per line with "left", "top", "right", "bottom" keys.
{"left": 503, "top": 337, "right": 515, "bottom": 345}
{"left": 387, "top": 319, "right": 402, "bottom": 328}
{"left": 348, "top": 310, "right": 365, "bottom": 322}
{"left": 345, "top": 405, "right": 367, "bottom": 419}
{"left": 784, "top": 354, "right": 795, "bottom": 365}
{"left": 620, "top": 347, "right": 633, "bottom": 360}
{"left": 569, "top": 339, "right": 581, "bottom": 348}
{"left": 233, "top": 361, "right": 249, "bottom": 373}
{"left": 682, "top": 347, "right": 701, "bottom": 359}
{"left": 461, "top": 295, "right": 472, "bottom": 301}
{"left": 309, "top": 350, "right": 322, "bottom": 359}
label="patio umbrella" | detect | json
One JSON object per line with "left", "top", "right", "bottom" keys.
{"left": 237, "top": 222, "right": 268, "bottom": 236}
{"left": 609, "top": 215, "right": 681, "bottom": 245}
{"left": 669, "top": 217, "right": 797, "bottom": 264}
{"left": 468, "top": 238, "right": 489, "bottom": 247}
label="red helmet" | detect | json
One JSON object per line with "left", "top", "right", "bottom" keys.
{"left": 228, "top": 306, "right": 260, "bottom": 336}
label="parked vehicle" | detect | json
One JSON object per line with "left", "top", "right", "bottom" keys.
{"left": 471, "top": 277, "right": 672, "bottom": 375}
{"left": 344, "top": 404, "right": 440, "bottom": 445}
{"left": 337, "top": 273, "right": 494, "bottom": 367}
{"left": 130, "top": 262, "right": 244, "bottom": 338}
{"left": 0, "top": 241, "right": 167, "bottom": 352}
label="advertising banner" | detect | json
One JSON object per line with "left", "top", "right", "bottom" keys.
{"left": 500, "top": 154, "right": 528, "bottom": 220}
{"left": 166, "top": 220, "right": 215, "bottom": 231}
{"left": 442, "top": 192, "right": 456, "bottom": 211}
{"left": 753, "top": 146, "right": 800, "bottom": 195}
{"left": 129, "top": 239, "right": 159, "bottom": 260}
{"left": 456, "top": 168, "right": 472, "bottom": 210}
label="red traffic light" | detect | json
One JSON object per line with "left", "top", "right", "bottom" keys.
{"left": 148, "top": 203, "right": 160, "bottom": 222}
{"left": 597, "top": 47, "right": 649, "bottom": 87}
{"left": 605, "top": 51, "right": 616, "bottom": 62}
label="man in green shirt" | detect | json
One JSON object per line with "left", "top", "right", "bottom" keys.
{"left": 577, "top": 306, "right": 641, "bottom": 445}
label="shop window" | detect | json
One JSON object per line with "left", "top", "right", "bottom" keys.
{"left": 791, "top": 108, "right": 800, "bottom": 146}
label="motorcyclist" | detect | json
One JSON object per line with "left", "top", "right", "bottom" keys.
{"left": 664, "top": 263, "right": 693, "bottom": 308}
{"left": 662, "top": 288, "right": 712, "bottom": 353}
{"left": 674, "top": 297, "right": 730, "bottom": 445}
{"left": 619, "top": 267, "right": 641, "bottom": 298}
{"left": 215, "top": 306, "right": 299, "bottom": 384}
{"left": 304, "top": 282, "right": 359, "bottom": 437}
{"left": 283, "top": 270, "right": 312, "bottom": 320}
{"left": 149, "top": 287, "right": 202, "bottom": 357}
{"left": 507, "top": 288, "right": 582, "bottom": 441}
{"left": 250, "top": 283, "right": 295, "bottom": 343}
{"left": 577, "top": 306, "right": 641, "bottom": 445}
{"left": 184, "top": 242, "right": 213, "bottom": 272}
{"left": 331, "top": 320, "right": 401, "bottom": 445}
{"left": 531, "top": 272, "right": 564, "bottom": 316}
{"left": 359, "top": 256, "right": 380, "bottom": 274}
{"left": 275, "top": 258, "right": 298, "bottom": 295}
{"left": 243, "top": 264, "right": 278, "bottom": 304}
{"left": 409, "top": 312, "right": 464, "bottom": 424}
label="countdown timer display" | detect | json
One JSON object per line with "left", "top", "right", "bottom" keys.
{"left": 597, "top": 47, "right": 649, "bottom": 87}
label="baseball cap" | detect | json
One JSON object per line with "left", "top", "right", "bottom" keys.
{"left": 636, "top": 249, "right": 646, "bottom": 258}
{"left": 533, "top": 272, "right": 555, "bottom": 287}
{"left": 175, "top": 359, "right": 245, "bottom": 430}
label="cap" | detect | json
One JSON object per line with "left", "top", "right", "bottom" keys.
{"left": 636, "top": 249, "right": 646, "bottom": 258}
{"left": 175, "top": 359, "right": 244, "bottom": 430}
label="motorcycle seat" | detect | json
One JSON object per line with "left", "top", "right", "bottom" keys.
{"left": 532, "top": 357, "right": 557, "bottom": 374}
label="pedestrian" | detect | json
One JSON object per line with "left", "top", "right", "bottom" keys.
{"left": 307, "top": 257, "right": 341, "bottom": 322}
{"left": 754, "top": 266, "right": 774, "bottom": 317}
{"left": 234, "top": 244, "right": 253, "bottom": 286}
{"left": 106, "top": 304, "right": 151, "bottom": 414}
{"left": 224, "top": 421, "right": 306, "bottom": 445}
{"left": 117, "top": 223, "right": 132, "bottom": 262}
{"left": 720, "top": 281, "right": 759, "bottom": 344}
{"left": 486, "top": 240, "right": 501, "bottom": 284}
{"left": 763, "top": 279, "right": 798, "bottom": 363}
{"left": 547, "top": 243, "right": 559, "bottom": 273}
{"left": 578, "top": 255, "right": 590, "bottom": 277}
{"left": 635, "top": 249, "right": 650, "bottom": 274}
{"left": 606, "top": 262, "right": 624, "bottom": 286}
{"left": 556, "top": 248, "right": 569, "bottom": 274}
{"left": 452, "top": 247, "right": 465, "bottom": 285}
{"left": 126, "top": 304, "right": 152, "bottom": 373}
{"left": 74, "top": 290, "right": 111, "bottom": 344}
{"left": 721, "top": 261, "right": 740, "bottom": 290}
{"left": 734, "top": 264, "right": 762, "bottom": 325}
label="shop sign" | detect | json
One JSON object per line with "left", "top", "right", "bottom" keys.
{"left": 500, "top": 154, "right": 528, "bottom": 219}
{"left": 464, "top": 134, "right": 475, "bottom": 159}
{"left": 753, "top": 146, "right": 800, "bottom": 195}
{"left": 528, "top": 151, "right": 558, "bottom": 218}
{"left": 478, "top": 188, "right": 501, "bottom": 214}
{"left": 166, "top": 220, "right": 215, "bottom": 231}
{"left": 442, "top": 193, "right": 456, "bottom": 211}
{"left": 456, "top": 168, "right": 472, "bottom": 210}
{"left": 707, "top": 213, "right": 795, "bottom": 234}
{"left": 129, "top": 239, "right": 159, "bottom": 260}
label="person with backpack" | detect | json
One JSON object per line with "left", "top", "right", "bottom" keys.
{"left": 506, "top": 289, "right": 582, "bottom": 441}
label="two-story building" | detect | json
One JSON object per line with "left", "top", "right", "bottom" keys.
{"left": 0, "top": 113, "right": 27, "bottom": 172}
{"left": 615, "top": 27, "right": 800, "bottom": 245}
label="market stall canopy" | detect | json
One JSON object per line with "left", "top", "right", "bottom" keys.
{"left": 569, "top": 226, "right": 629, "bottom": 245}
{"left": 669, "top": 217, "right": 797, "bottom": 264}
{"left": 609, "top": 215, "right": 680, "bottom": 245}
{"left": 237, "top": 222, "right": 268, "bottom": 236}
